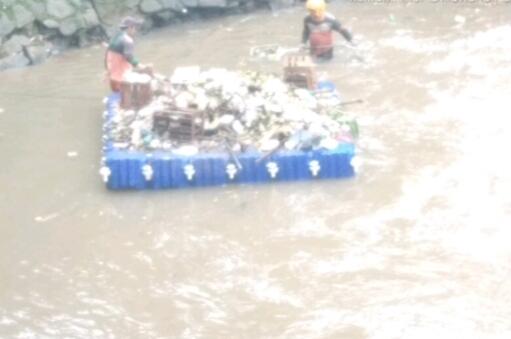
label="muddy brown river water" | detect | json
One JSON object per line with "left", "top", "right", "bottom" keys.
{"left": 1, "top": 2, "right": 511, "bottom": 338}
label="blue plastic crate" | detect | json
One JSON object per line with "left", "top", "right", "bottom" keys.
{"left": 100, "top": 93, "right": 355, "bottom": 190}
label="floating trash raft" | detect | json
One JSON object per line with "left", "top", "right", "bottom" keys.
{"left": 100, "top": 68, "right": 357, "bottom": 190}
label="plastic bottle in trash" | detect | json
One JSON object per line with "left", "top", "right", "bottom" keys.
{"left": 315, "top": 73, "right": 341, "bottom": 105}
{"left": 315, "top": 73, "right": 335, "bottom": 93}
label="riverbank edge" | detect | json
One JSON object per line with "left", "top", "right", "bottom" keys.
{"left": 0, "top": 0, "right": 298, "bottom": 72}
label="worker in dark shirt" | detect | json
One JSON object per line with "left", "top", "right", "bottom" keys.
{"left": 302, "top": 0, "right": 353, "bottom": 60}
{"left": 105, "top": 16, "right": 148, "bottom": 92}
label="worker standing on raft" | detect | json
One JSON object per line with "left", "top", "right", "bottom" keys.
{"left": 301, "top": 0, "right": 354, "bottom": 61}
{"left": 105, "top": 16, "right": 150, "bottom": 92}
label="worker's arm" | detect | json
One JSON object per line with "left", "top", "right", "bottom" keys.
{"left": 122, "top": 37, "right": 139, "bottom": 66}
{"left": 122, "top": 35, "right": 153, "bottom": 73}
{"left": 331, "top": 18, "right": 353, "bottom": 43}
{"left": 302, "top": 17, "right": 311, "bottom": 44}
{"left": 107, "top": 32, "right": 140, "bottom": 66}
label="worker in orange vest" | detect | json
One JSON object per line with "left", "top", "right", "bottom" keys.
{"left": 105, "top": 16, "right": 149, "bottom": 92}
{"left": 302, "top": 0, "right": 354, "bottom": 60}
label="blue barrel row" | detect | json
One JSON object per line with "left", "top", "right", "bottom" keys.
{"left": 103, "top": 146, "right": 355, "bottom": 190}
{"left": 101, "top": 94, "right": 355, "bottom": 190}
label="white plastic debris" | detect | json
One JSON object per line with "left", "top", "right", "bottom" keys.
{"left": 171, "top": 66, "right": 201, "bottom": 85}
{"left": 67, "top": 151, "right": 78, "bottom": 158}
{"left": 219, "top": 114, "right": 235, "bottom": 125}
{"left": 454, "top": 15, "right": 466, "bottom": 25}
{"left": 294, "top": 88, "right": 317, "bottom": 108}
{"left": 131, "top": 128, "right": 142, "bottom": 147}
{"left": 113, "top": 142, "right": 129, "bottom": 149}
{"left": 175, "top": 91, "right": 195, "bottom": 109}
{"left": 34, "top": 213, "right": 59, "bottom": 223}
{"left": 109, "top": 68, "right": 358, "bottom": 154}
{"left": 260, "top": 139, "right": 280, "bottom": 152}
{"left": 149, "top": 139, "right": 161, "bottom": 149}
{"left": 123, "top": 71, "right": 151, "bottom": 84}
{"left": 173, "top": 145, "right": 199, "bottom": 156}
{"left": 232, "top": 120, "right": 245, "bottom": 135}
{"left": 319, "top": 138, "right": 338, "bottom": 150}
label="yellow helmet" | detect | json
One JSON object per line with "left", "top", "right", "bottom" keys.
{"left": 306, "top": 0, "right": 326, "bottom": 12}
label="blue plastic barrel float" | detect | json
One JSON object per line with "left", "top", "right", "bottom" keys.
{"left": 100, "top": 93, "right": 356, "bottom": 190}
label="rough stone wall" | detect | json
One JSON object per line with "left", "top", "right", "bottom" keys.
{"left": 0, "top": 0, "right": 289, "bottom": 70}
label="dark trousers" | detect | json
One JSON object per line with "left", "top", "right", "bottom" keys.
{"left": 314, "top": 48, "right": 334, "bottom": 61}
{"left": 110, "top": 80, "right": 122, "bottom": 92}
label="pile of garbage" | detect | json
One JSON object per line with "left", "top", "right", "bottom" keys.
{"left": 108, "top": 67, "right": 358, "bottom": 156}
